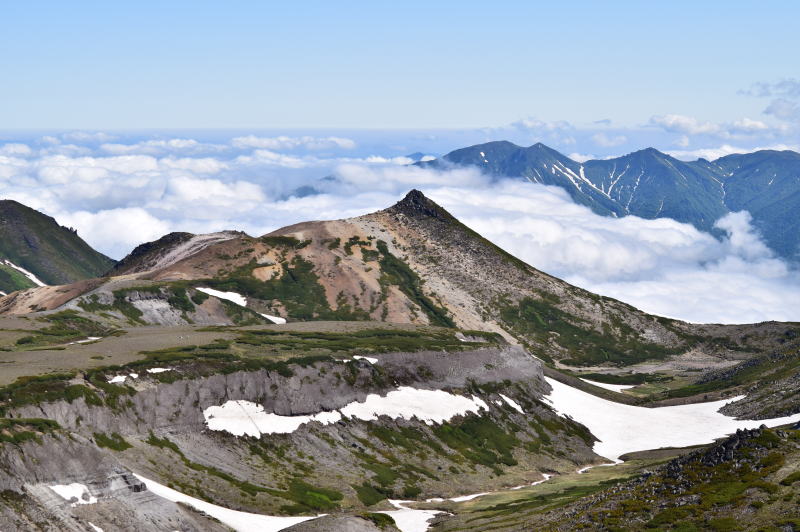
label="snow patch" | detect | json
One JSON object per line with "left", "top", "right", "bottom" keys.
{"left": 49, "top": 483, "right": 97, "bottom": 506}
{"left": 511, "top": 473, "right": 552, "bottom": 490}
{"left": 107, "top": 373, "right": 139, "bottom": 384}
{"left": 88, "top": 523, "right": 103, "bottom": 532}
{"left": 196, "top": 287, "right": 247, "bottom": 307}
{"left": 1, "top": 259, "right": 46, "bottom": 286}
{"left": 197, "top": 287, "right": 288, "bottom": 324}
{"left": 379, "top": 500, "right": 441, "bottom": 532}
{"left": 449, "top": 492, "right": 490, "bottom": 502}
{"left": 133, "top": 474, "right": 321, "bottom": 532}
{"left": 544, "top": 376, "right": 800, "bottom": 460}
{"left": 204, "top": 387, "right": 489, "bottom": 437}
{"left": 260, "top": 313, "right": 286, "bottom": 324}
{"left": 204, "top": 400, "right": 343, "bottom": 437}
{"left": 499, "top": 394, "right": 524, "bottom": 413}
{"left": 579, "top": 378, "right": 636, "bottom": 393}
{"left": 146, "top": 367, "right": 171, "bottom": 374}
{"left": 353, "top": 355, "right": 378, "bottom": 364}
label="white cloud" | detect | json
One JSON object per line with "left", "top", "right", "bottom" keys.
{"left": 2, "top": 133, "right": 799, "bottom": 325}
{"left": 56, "top": 208, "right": 171, "bottom": 258}
{"left": 567, "top": 152, "right": 595, "bottom": 163}
{"left": 764, "top": 98, "right": 800, "bottom": 121}
{"left": 650, "top": 114, "right": 721, "bottom": 135}
{"left": 427, "top": 181, "right": 800, "bottom": 324}
{"left": 231, "top": 135, "right": 356, "bottom": 151}
{"left": 60, "top": 131, "right": 117, "bottom": 143}
{"left": 666, "top": 143, "right": 800, "bottom": 161}
{"left": 650, "top": 114, "right": 784, "bottom": 139}
{"left": 591, "top": 133, "right": 627, "bottom": 147}
{"left": 0, "top": 143, "right": 33, "bottom": 157}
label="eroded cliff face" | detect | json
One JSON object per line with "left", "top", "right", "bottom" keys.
{"left": 0, "top": 344, "right": 598, "bottom": 530}
{"left": 0, "top": 433, "right": 226, "bottom": 532}
{"left": 14, "top": 345, "right": 546, "bottom": 434}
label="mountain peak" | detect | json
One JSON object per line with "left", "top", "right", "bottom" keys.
{"left": 387, "top": 189, "right": 455, "bottom": 222}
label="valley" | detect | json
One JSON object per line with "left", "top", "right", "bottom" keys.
{"left": 0, "top": 191, "right": 797, "bottom": 531}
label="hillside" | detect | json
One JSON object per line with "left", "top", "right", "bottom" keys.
{"left": 0, "top": 191, "right": 797, "bottom": 531}
{"left": 421, "top": 142, "right": 800, "bottom": 260}
{"left": 0, "top": 200, "right": 115, "bottom": 294}
{"left": 2, "top": 190, "right": 785, "bottom": 369}
{"left": 431, "top": 425, "right": 800, "bottom": 531}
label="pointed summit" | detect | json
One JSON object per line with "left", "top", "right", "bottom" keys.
{"left": 387, "top": 189, "right": 456, "bottom": 222}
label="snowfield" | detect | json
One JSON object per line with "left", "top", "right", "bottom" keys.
{"left": 133, "top": 474, "right": 321, "bottom": 532}
{"left": 544, "top": 376, "right": 800, "bottom": 460}
{"left": 579, "top": 378, "right": 636, "bottom": 393}
{"left": 380, "top": 500, "right": 441, "bottom": 532}
{"left": 49, "top": 483, "right": 97, "bottom": 506}
{"left": 204, "top": 387, "right": 489, "bottom": 437}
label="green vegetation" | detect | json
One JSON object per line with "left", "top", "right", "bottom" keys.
{"left": 663, "top": 350, "right": 800, "bottom": 404}
{"left": 261, "top": 236, "right": 312, "bottom": 249}
{"left": 498, "top": 295, "right": 682, "bottom": 366}
{"left": 354, "top": 482, "right": 386, "bottom": 506}
{"left": 0, "top": 418, "right": 60, "bottom": 445}
{"left": 79, "top": 286, "right": 201, "bottom": 325}
{"left": 360, "top": 512, "right": 396, "bottom": 529}
{"left": 576, "top": 372, "right": 672, "bottom": 385}
{"left": 0, "top": 263, "right": 36, "bottom": 292}
{"left": 344, "top": 236, "right": 371, "bottom": 255}
{"left": 146, "top": 433, "right": 343, "bottom": 513}
{"left": 94, "top": 431, "right": 132, "bottom": 451}
{"left": 0, "top": 199, "right": 115, "bottom": 292}
{"left": 207, "top": 257, "right": 369, "bottom": 320}
{"left": 376, "top": 240, "right": 454, "bottom": 327}
{"left": 231, "top": 327, "right": 490, "bottom": 356}
{"left": 433, "top": 417, "right": 519, "bottom": 474}
{"left": 13, "top": 310, "right": 117, "bottom": 348}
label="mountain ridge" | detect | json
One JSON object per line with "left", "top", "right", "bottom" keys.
{"left": 0, "top": 199, "right": 116, "bottom": 294}
{"left": 420, "top": 142, "right": 800, "bottom": 259}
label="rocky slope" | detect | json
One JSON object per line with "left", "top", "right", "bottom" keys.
{"left": 468, "top": 425, "right": 800, "bottom": 531}
{"left": 0, "top": 324, "right": 598, "bottom": 531}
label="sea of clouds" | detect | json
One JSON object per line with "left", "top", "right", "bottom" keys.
{"left": 1, "top": 131, "right": 798, "bottom": 324}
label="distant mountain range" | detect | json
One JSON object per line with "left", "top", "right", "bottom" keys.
{"left": 0, "top": 200, "right": 115, "bottom": 294}
{"left": 420, "top": 141, "right": 800, "bottom": 260}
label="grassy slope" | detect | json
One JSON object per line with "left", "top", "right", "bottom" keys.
{"left": 432, "top": 427, "right": 800, "bottom": 532}
{"left": 0, "top": 200, "right": 115, "bottom": 290}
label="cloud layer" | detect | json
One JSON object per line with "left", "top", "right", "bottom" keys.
{"left": 1, "top": 132, "right": 799, "bottom": 325}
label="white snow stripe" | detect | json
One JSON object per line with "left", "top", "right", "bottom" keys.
{"left": 579, "top": 378, "right": 635, "bottom": 393}
{"left": 196, "top": 287, "right": 247, "bottom": 307}
{"left": 133, "top": 474, "right": 321, "bottom": 532}
{"left": 1, "top": 259, "right": 47, "bottom": 286}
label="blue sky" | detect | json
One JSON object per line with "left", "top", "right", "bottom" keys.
{"left": 2, "top": 1, "right": 798, "bottom": 130}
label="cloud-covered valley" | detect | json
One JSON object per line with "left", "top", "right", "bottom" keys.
{"left": 1, "top": 132, "right": 798, "bottom": 325}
